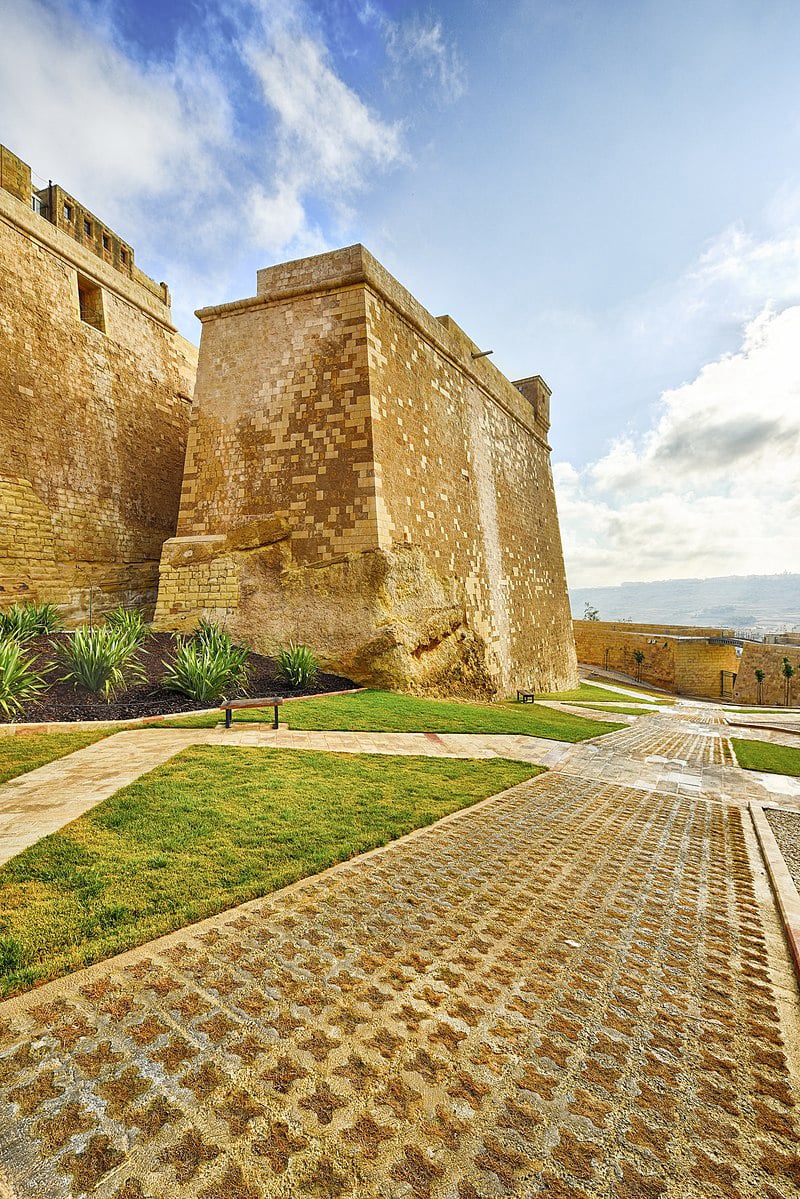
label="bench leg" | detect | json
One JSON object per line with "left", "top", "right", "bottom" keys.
{"left": 273, "top": 704, "right": 279, "bottom": 730}
{"left": 225, "top": 708, "right": 232, "bottom": 729}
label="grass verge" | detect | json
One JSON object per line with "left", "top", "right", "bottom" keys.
{"left": 157, "top": 689, "right": 624, "bottom": 740}
{"left": 570, "top": 703, "right": 651, "bottom": 716}
{"left": 731, "top": 739, "right": 800, "bottom": 777}
{"left": 0, "top": 747, "right": 539, "bottom": 996}
{"left": 538, "top": 683, "right": 668, "bottom": 705}
{"left": 0, "top": 729, "right": 113, "bottom": 785}
{"left": 582, "top": 676, "right": 675, "bottom": 702}
{"left": 728, "top": 708, "right": 793, "bottom": 715}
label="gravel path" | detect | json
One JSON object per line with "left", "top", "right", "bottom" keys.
{"left": 766, "top": 808, "right": 800, "bottom": 893}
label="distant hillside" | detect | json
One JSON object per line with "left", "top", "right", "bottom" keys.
{"left": 570, "top": 573, "right": 800, "bottom": 635}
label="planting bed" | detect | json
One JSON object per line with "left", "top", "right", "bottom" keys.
{"left": 6, "top": 632, "right": 356, "bottom": 723}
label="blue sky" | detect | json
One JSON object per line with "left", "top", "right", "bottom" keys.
{"left": 3, "top": 0, "right": 800, "bottom": 587}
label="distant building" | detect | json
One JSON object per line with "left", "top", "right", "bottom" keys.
{"left": 0, "top": 143, "right": 197, "bottom": 621}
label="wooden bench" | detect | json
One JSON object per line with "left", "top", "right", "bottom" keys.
{"left": 516, "top": 689, "right": 535, "bottom": 704}
{"left": 221, "top": 697, "right": 283, "bottom": 729}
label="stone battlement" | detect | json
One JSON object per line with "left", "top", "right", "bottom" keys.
{"left": 0, "top": 143, "right": 169, "bottom": 306}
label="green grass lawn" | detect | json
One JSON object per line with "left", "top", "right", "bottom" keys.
{"left": 731, "top": 739, "right": 800, "bottom": 777}
{"left": 158, "top": 689, "right": 624, "bottom": 741}
{"left": 0, "top": 729, "right": 113, "bottom": 785}
{"left": 538, "top": 683, "right": 668, "bottom": 705}
{"left": 0, "top": 747, "right": 539, "bottom": 996}
{"left": 728, "top": 708, "right": 791, "bottom": 715}
{"left": 570, "top": 703, "right": 651, "bottom": 716}
{"left": 582, "top": 677, "right": 675, "bottom": 702}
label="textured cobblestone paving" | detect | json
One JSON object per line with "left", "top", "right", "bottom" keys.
{"left": 1, "top": 718, "right": 799, "bottom": 1198}
{"left": 576, "top": 716, "right": 735, "bottom": 766}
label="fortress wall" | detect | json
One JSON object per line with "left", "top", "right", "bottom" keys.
{"left": 0, "top": 182, "right": 196, "bottom": 622}
{"left": 577, "top": 620, "right": 733, "bottom": 637}
{"left": 155, "top": 246, "right": 577, "bottom": 697}
{"left": 173, "top": 283, "right": 375, "bottom": 557}
{"left": 363, "top": 268, "right": 576, "bottom": 694}
{"left": 734, "top": 643, "right": 800, "bottom": 707}
{"left": 155, "top": 279, "right": 378, "bottom": 627}
{"left": 673, "top": 641, "right": 739, "bottom": 700}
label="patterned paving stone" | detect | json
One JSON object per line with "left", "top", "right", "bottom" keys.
{"left": 0, "top": 742, "right": 799, "bottom": 1197}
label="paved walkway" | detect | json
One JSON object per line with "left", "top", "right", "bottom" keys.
{"left": 0, "top": 710, "right": 799, "bottom": 1197}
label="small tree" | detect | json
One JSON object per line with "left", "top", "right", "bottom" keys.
{"left": 633, "top": 648, "right": 645, "bottom": 683}
{"left": 583, "top": 602, "right": 600, "bottom": 621}
{"left": 754, "top": 668, "right": 765, "bottom": 706}
{"left": 782, "top": 657, "right": 795, "bottom": 707}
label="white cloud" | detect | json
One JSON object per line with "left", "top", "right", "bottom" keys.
{"left": 358, "top": 3, "right": 466, "bottom": 103}
{"left": 0, "top": 0, "right": 416, "bottom": 316}
{"left": 243, "top": 10, "right": 404, "bottom": 253}
{"left": 0, "top": 0, "right": 232, "bottom": 215}
{"left": 385, "top": 15, "right": 466, "bottom": 102}
{"left": 557, "top": 304, "right": 800, "bottom": 587}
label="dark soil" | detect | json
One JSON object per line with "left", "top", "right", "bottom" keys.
{"left": 11, "top": 632, "right": 358, "bottom": 724}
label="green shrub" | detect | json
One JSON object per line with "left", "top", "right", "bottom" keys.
{"left": 162, "top": 636, "right": 250, "bottom": 706}
{"left": 105, "top": 605, "right": 149, "bottom": 646}
{"left": 0, "top": 640, "right": 48, "bottom": 719}
{"left": 192, "top": 617, "right": 234, "bottom": 651}
{"left": 0, "top": 601, "right": 61, "bottom": 642}
{"left": 276, "top": 641, "right": 320, "bottom": 689}
{"left": 55, "top": 626, "right": 146, "bottom": 702}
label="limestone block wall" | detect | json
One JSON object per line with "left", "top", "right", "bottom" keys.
{"left": 574, "top": 621, "right": 678, "bottom": 690}
{"left": 155, "top": 245, "right": 577, "bottom": 697}
{"left": 0, "top": 180, "right": 196, "bottom": 622}
{"left": 673, "top": 641, "right": 740, "bottom": 700}
{"left": 734, "top": 643, "right": 800, "bottom": 707}
{"left": 573, "top": 620, "right": 739, "bottom": 698}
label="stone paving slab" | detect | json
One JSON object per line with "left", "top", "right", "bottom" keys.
{"left": 0, "top": 771, "right": 798, "bottom": 1197}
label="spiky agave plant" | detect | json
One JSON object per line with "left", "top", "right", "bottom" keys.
{"left": 276, "top": 642, "right": 320, "bottom": 689}
{"left": 162, "top": 636, "right": 250, "bottom": 705}
{"left": 0, "top": 639, "right": 47, "bottom": 719}
{"left": 55, "top": 625, "right": 146, "bottom": 702}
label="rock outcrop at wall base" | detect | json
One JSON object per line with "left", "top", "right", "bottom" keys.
{"left": 154, "top": 245, "right": 578, "bottom": 698}
{"left": 158, "top": 538, "right": 500, "bottom": 697}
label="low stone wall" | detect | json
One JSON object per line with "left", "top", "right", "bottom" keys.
{"left": 573, "top": 620, "right": 739, "bottom": 699}
{"left": 735, "top": 643, "right": 800, "bottom": 707}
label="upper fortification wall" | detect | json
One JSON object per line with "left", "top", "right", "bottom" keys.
{"left": 0, "top": 149, "right": 197, "bottom": 621}
{"left": 156, "top": 245, "right": 577, "bottom": 696}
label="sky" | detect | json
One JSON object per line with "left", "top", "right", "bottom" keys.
{"left": 2, "top": 0, "right": 799, "bottom": 588}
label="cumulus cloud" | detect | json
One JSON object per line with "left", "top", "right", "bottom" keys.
{"left": 557, "top": 305, "right": 800, "bottom": 587}
{"left": 0, "top": 0, "right": 415, "bottom": 323}
{"left": 244, "top": 7, "right": 403, "bottom": 253}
